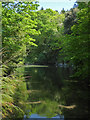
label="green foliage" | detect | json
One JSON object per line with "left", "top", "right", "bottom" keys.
{"left": 64, "top": 8, "right": 79, "bottom": 34}
{"left": 2, "top": 67, "right": 29, "bottom": 119}
{"left": 62, "top": 3, "right": 89, "bottom": 79}
{"left": 25, "top": 8, "right": 65, "bottom": 65}
{"left": 32, "top": 100, "right": 59, "bottom": 118}
{"left": 2, "top": 1, "right": 39, "bottom": 119}
{"left": 1, "top": 1, "right": 89, "bottom": 119}
{"left": 2, "top": 2, "right": 40, "bottom": 72}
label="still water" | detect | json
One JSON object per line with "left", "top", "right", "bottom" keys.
{"left": 17, "top": 65, "right": 88, "bottom": 119}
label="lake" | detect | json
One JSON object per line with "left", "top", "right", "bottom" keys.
{"left": 16, "top": 65, "right": 88, "bottom": 119}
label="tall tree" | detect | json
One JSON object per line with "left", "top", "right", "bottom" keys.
{"left": 2, "top": 1, "right": 40, "bottom": 74}
{"left": 64, "top": 8, "right": 79, "bottom": 34}
{"left": 25, "top": 8, "right": 65, "bottom": 65}
{"left": 61, "top": 2, "right": 89, "bottom": 79}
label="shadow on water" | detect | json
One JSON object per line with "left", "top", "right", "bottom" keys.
{"left": 16, "top": 65, "right": 88, "bottom": 119}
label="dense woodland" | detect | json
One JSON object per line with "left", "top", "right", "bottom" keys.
{"left": 1, "top": 1, "right": 89, "bottom": 119}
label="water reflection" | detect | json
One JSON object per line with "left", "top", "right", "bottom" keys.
{"left": 24, "top": 113, "right": 64, "bottom": 119}
{"left": 19, "top": 66, "right": 88, "bottom": 119}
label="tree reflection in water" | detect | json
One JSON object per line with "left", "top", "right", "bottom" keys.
{"left": 17, "top": 66, "right": 88, "bottom": 119}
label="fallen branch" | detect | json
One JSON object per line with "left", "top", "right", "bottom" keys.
{"left": 58, "top": 104, "right": 76, "bottom": 109}
{"left": 26, "top": 90, "right": 41, "bottom": 93}
{"left": 19, "top": 101, "right": 43, "bottom": 105}
{"left": 24, "top": 76, "right": 32, "bottom": 78}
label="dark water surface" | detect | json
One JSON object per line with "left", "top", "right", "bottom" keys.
{"left": 17, "top": 65, "right": 88, "bottom": 119}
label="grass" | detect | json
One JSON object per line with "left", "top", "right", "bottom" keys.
{"left": 2, "top": 73, "right": 27, "bottom": 119}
